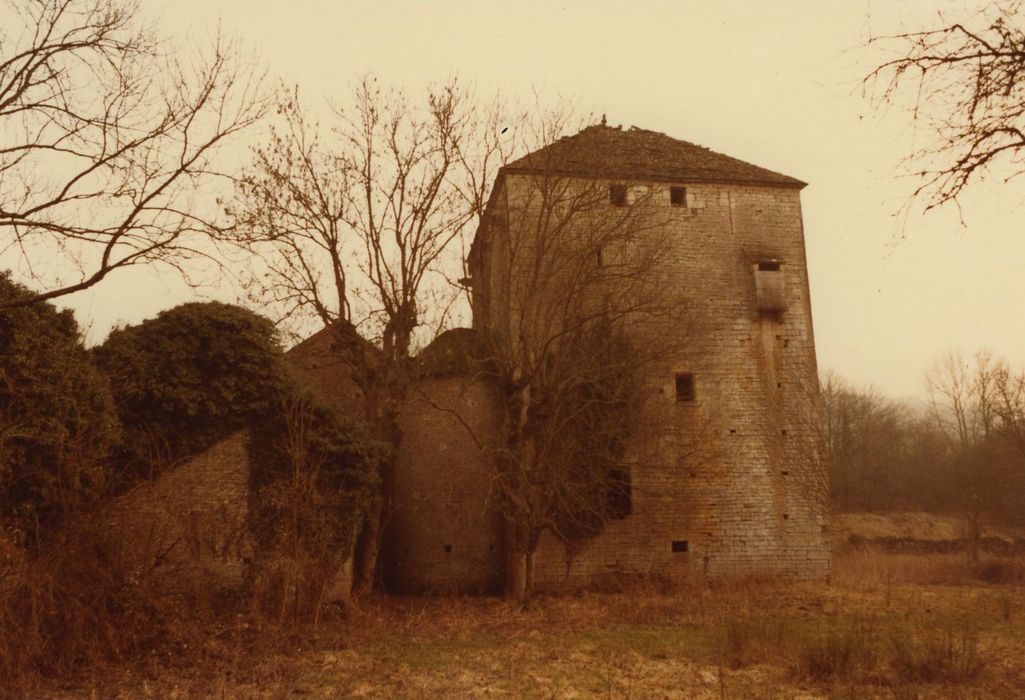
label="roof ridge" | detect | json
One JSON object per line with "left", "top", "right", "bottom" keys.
{"left": 503, "top": 124, "right": 805, "bottom": 188}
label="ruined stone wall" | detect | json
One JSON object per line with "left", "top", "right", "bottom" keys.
{"left": 385, "top": 376, "right": 504, "bottom": 594}
{"left": 479, "top": 175, "right": 831, "bottom": 589}
{"left": 100, "top": 432, "right": 253, "bottom": 593}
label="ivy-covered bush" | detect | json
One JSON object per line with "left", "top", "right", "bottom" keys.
{"left": 94, "top": 301, "right": 288, "bottom": 476}
{"left": 247, "top": 394, "right": 384, "bottom": 619}
{"left": 249, "top": 395, "right": 383, "bottom": 554}
{"left": 0, "top": 273, "right": 120, "bottom": 546}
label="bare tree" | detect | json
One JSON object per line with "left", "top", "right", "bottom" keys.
{"left": 819, "top": 370, "right": 942, "bottom": 512}
{"left": 228, "top": 79, "right": 478, "bottom": 351}
{"left": 924, "top": 350, "right": 1025, "bottom": 560}
{"left": 821, "top": 372, "right": 894, "bottom": 511}
{"left": 991, "top": 358, "right": 1025, "bottom": 457}
{"left": 864, "top": 0, "right": 1025, "bottom": 215}
{"left": 468, "top": 119, "right": 696, "bottom": 601}
{"left": 0, "top": 0, "right": 266, "bottom": 310}
{"left": 226, "top": 78, "right": 510, "bottom": 590}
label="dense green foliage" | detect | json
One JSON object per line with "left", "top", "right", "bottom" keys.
{"left": 93, "top": 300, "right": 382, "bottom": 617}
{"left": 94, "top": 302, "right": 288, "bottom": 474}
{"left": 0, "top": 273, "right": 120, "bottom": 545}
{"left": 247, "top": 394, "right": 384, "bottom": 621}
{"left": 249, "top": 396, "right": 384, "bottom": 554}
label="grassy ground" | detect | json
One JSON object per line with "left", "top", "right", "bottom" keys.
{"left": 34, "top": 550, "right": 1025, "bottom": 699}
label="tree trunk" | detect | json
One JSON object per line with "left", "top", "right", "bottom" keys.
{"left": 351, "top": 373, "right": 401, "bottom": 595}
{"left": 505, "top": 520, "right": 540, "bottom": 604}
{"left": 967, "top": 512, "right": 981, "bottom": 565}
{"left": 352, "top": 498, "right": 384, "bottom": 593}
{"left": 501, "top": 382, "right": 537, "bottom": 604}
{"left": 524, "top": 549, "right": 536, "bottom": 602}
{"left": 506, "top": 546, "right": 528, "bottom": 603}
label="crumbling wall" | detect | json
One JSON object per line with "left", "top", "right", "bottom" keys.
{"left": 99, "top": 432, "right": 253, "bottom": 594}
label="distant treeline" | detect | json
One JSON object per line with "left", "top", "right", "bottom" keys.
{"left": 822, "top": 352, "right": 1025, "bottom": 526}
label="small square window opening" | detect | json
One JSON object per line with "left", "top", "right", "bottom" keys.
{"left": 675, "top": 373, "right": 695, "bottom": 402}
{"left": 672, "top": 540, "right": 689, "bottom": 553}
{"left": 609, "top": 183, "right": 627, "bottom": 207}
{"left": 670, "top": 186, "right": 687, "bottom": 206}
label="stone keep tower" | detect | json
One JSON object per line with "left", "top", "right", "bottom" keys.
{"left": 465, "top": 124, "right": 832, "bottom": 587}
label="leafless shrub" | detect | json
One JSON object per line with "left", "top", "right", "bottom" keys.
{"left": 795, "top": 619, "right": 879, "bottom": 682}
{"left": 0, "top": 516, "right": 200, "bottom": 690}
{"left": 248, "top": 554, "right": 347, "bottom": 627}
{"left": 972, "top": 557, "right": 1025, "bottom": 584}
{"left": 888, "top": 626, "right": 985, "bottom": 685}
{"left": 712, "top": 613, "right": 787, "bottom": 670}
{"left": 248, "top": 396, "right": 381, "bottom": 625}
{"left": 834, "top": 544, "right": 1025, "bottom": 588}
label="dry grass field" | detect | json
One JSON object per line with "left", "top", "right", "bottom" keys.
{"left": 29, "top": 547, "right": 1024, "bottom": 700}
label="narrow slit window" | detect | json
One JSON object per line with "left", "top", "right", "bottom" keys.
{"left": 670, "top": 186, "right": 687, "bottom": 206}
{"left": 672, "top": 540, "right": 689, "bottom": 553}
{"left": 609, "top": 183, "right": 627, "bottom": 207}
{"left": 596, "top": 247, "right": 604, "bottom": 267}
{"left": 675, "top": 373, "right": 695, "bottom": 402}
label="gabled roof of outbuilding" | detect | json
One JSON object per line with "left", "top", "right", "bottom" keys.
{"left": 503, "top": 123, "right": 805, "bottom": 189}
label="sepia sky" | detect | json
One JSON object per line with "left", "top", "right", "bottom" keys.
{"left": 24, "top": 0, "right": 1025, "bottom": 400}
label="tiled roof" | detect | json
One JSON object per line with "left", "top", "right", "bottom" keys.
{"left": 503, "top": 124, "right": 805, "bottom": 188}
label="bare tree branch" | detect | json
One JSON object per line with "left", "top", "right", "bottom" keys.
{"left": 0, "top": 0, "right": 267, "bottom": 310}
{"left": 864, "top": 0, "right": 1025, "bottom": 215}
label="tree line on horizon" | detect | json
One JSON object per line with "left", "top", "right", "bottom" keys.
{"left": 822, "top": 353, "right": 1025, "bottom": 541}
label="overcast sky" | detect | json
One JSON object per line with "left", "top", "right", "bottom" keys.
{"left": 31, "top": 0, "right": 1025, "bottom": 400}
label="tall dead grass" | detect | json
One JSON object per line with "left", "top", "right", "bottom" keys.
{"left": 4, "top": 539, "right": 1022, "bottom": 696}
{"left": 834, "top": 545, "right": 1025, "bottom": 588}
{"left": 248, "top": 552, "right": 350, "bottom": 626}
{"left": 0, "top": 519, "right": 206, "bottom": 692}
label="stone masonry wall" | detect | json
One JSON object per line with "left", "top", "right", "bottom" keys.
{"left": 479, "top": 175, "right": 831, "bottom": 590}
{"left": 385, "top": 376, "right": 504, "bottom": 594}
{"left": 287, "top": 325, "right": 369, "bottom": 419}
{"left": 100, "top": 432, "right": 253, "bottom": 594}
